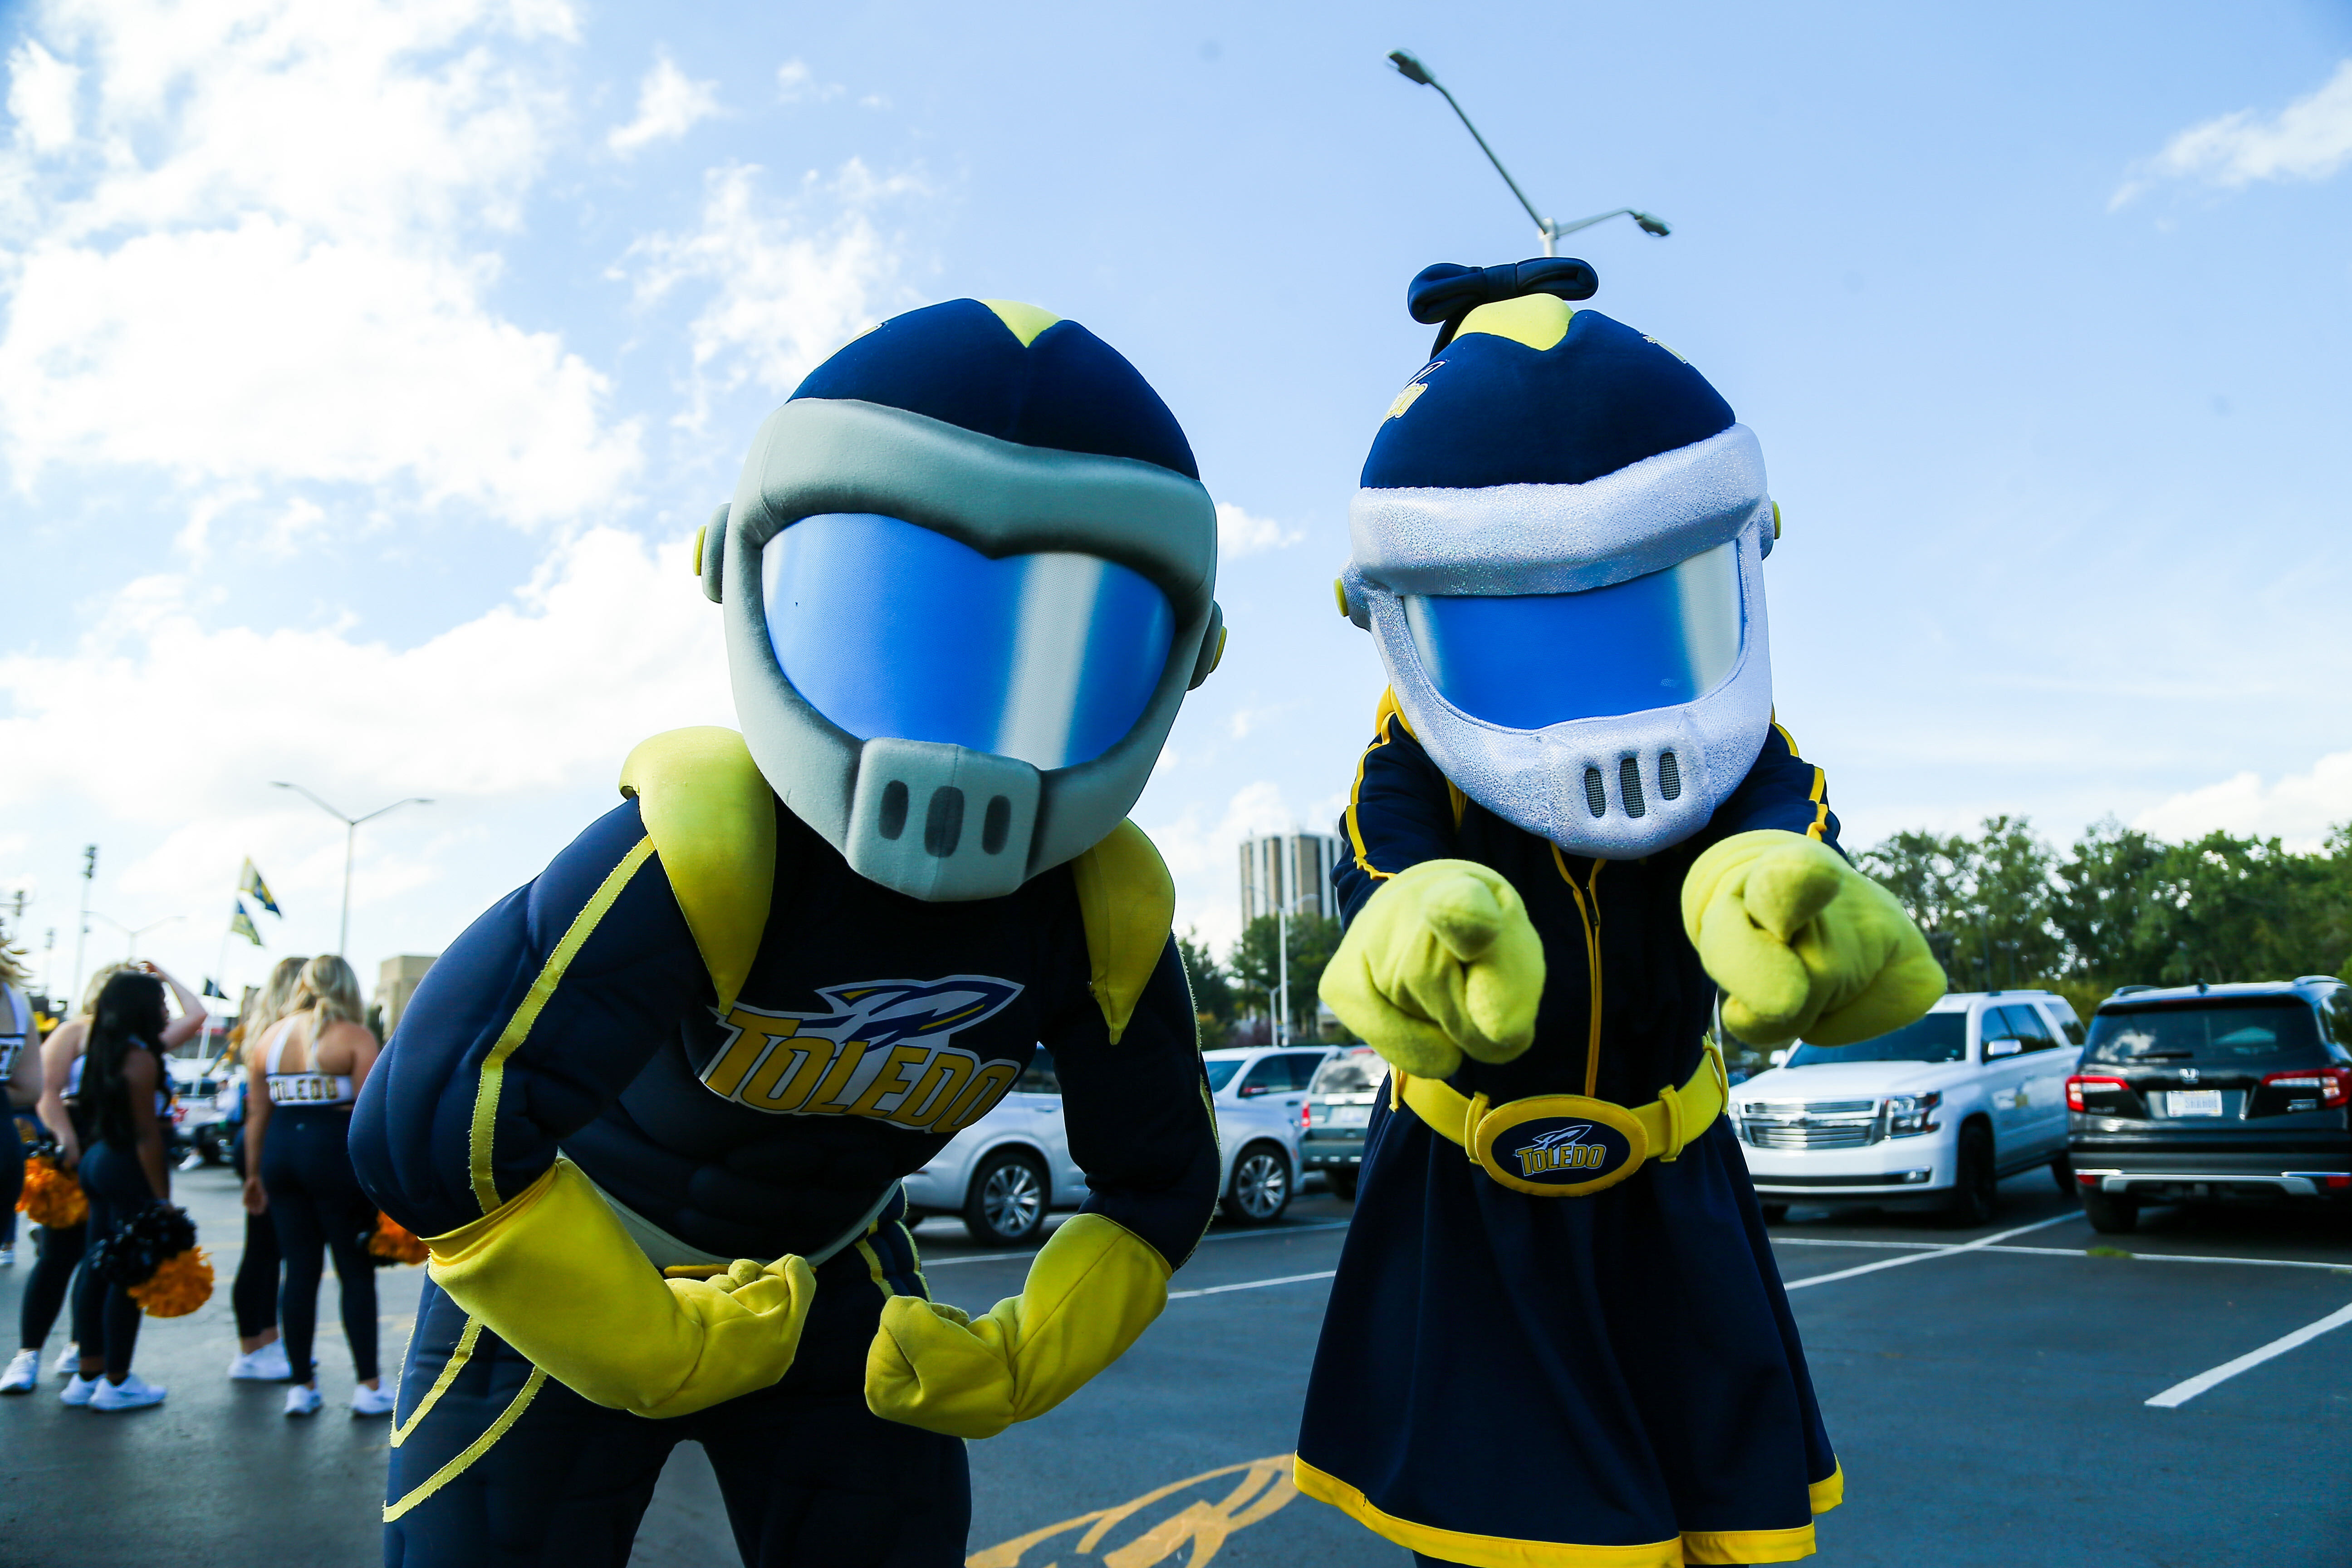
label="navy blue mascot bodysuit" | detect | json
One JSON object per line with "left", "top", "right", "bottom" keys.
{"left": 1295, "top": 266, "right": 1945, "bottom": 1566}
{"left": 353, "top": 299, "right": 1230, "bottom": 1568}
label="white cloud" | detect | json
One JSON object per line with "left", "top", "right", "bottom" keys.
{"left": 0, "top": 0, "right": 637, "bottom": 525}
{"left": 0, "top": 527, "right": 730, "bottom": 824}
{"left": 608, "top": 53, "right": 719, "bottom": 155}
{"left": 2113, "top": 59, "right": 2352, "bottom": 208}
{"left": 1147, "top": 780, "right": 1301, "bottom": 949}
{"left": 775, "top": 59, "right": 842, "bottom": 104}
{"left": 621, "top": 159, "right": 914, "bottom": 424}
{"left": 6, "top": 39, "right": 77, "bottom": 151}
{"left": 2132, "top": 750, "right": 2352, "bottom": 850}
{"left": 1215, "top": 500, "right": 1303, "bottom": 557}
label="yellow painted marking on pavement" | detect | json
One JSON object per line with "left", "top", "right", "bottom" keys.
{"left": 969, "top": 1452, "right": 1298, "bottom": 1567}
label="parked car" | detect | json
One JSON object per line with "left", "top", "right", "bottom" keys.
{"left": 902, "top": 1051, "right": 1083, "bottom": 1245}
{"left": 164, "top": 1055, "right": 234, "bottom": 1167}
{"left": 1730, "top": 990, "right": 2084, "bottom": 1224}
{"left": 2066, "top": 978, "right": 2352, "bottom": 1233}
{"left": 1302, "top": 1047, "right": 1384, "bottom": 1200}
{"left": 1201, "top": 1044, "right": 1334, "bottom": 1226}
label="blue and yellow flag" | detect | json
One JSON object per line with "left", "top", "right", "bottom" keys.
{"left": 238, "top": 859, "right": 282, "bottom": 916}
{"left": 229, "top": 900, "right": 264, "bottom": 948}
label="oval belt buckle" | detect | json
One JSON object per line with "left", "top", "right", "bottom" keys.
{"left": 1471, "top": 1094, "right": 1650, "bottom": 1197}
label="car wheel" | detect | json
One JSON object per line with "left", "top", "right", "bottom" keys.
{"left": 2081, "top": 1187, "right": 2139, "bottom": 1235}
{"left": 1328, "top": 1167, "right": 1359, "bottom": 1201}
{"left": 1222, "top": 1143, "right": 1293, "bottom": 1226}
{"left": 2049, "top": 1152, "right": 2073, "bottom": 1195}
{"left": 1942, "top": 1124, "right": 1998, "bottom": 1227}
{"left": 962, "top": 1149, "right": 1049, "bottom": 1246}
{"left": 1758, "top": 1202, "right": 1789, "bottom": 1225}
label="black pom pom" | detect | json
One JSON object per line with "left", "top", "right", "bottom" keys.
{"left": 1408, "top": 259, "right": 1600, "bottom": 354}
{"left": 88, "top": 1203, "right": 200, "bottom": 1289}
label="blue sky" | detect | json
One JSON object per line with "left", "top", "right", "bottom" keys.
{"left": 3, "top": 0, "right": 2349, "bottom": 1005}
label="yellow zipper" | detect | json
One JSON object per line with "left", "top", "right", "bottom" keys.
{"left": 1549, "top": 844, "right": 1606, "bottom": 1096}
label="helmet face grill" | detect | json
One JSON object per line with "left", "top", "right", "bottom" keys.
{"left": 1618, "top": 757, "right": 1646, "bottom": 819}
{"left": 1583, "top": 767, "right": 1607, "bottom": 818}
{"left": 1658, "top": 750, "right": 1681, "bottom": 800}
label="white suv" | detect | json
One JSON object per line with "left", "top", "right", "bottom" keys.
{"left": 1730, "top": 990, "right": 2084, "bottom": 1224}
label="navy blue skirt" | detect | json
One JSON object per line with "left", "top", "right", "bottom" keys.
{"left": 1295, "top": 1100, "right": 1840, "bottom": 1567}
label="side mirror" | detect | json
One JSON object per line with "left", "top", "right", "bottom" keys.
{"left": 1985, "top": 1037, "right": 2023, "bottom": 1058}
{"left": 1768, "top": 1049, "right": 1790, "bottom": 1068}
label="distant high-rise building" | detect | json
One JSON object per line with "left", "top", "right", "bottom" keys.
{"left": 1239, "top": 833, "right": 1344, "bottom": 925}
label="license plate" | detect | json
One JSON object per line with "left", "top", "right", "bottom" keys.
{"left": 2165, "top": 1090, "right": 2224, "bottom": 1117}
{"left": 1331, "top": 1105, "right": 1372, "bottom": 1128}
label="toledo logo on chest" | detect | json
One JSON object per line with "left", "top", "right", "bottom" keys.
{"left": 698, "top": 976, "right": 1026, "bottom": 1134}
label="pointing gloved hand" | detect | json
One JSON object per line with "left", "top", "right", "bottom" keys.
{"left": 1682, "top": 830, "right": 1945, "bottom": 1048}
{"left": 426, "top": 1158, "right": 816, "bottom": 1419}
{"left": 865, "top": 1214, "right": 1168, "bottom": 1439}
{"left": 1316, "top": 859, "right": 1547, "bottom": 1080}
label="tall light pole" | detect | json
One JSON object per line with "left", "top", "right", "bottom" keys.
{"left": 272, "top": 784, "right": 432, "bottom": 957}
{"left": 1386, "top": 49, "right": 1671, "bottom": 255}
{"left": 88, "top": 911, "right": 183, "bottom": 961}
{"left": 69, "top": 844, "right": 96, "bottom": 1008}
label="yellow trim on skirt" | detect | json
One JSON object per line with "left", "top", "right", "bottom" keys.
{"left": 1293, "top": 1456, "right": 1843, "bottom": 1567}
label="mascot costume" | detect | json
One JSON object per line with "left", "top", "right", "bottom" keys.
{"left": 1295, "top": 261, "right": 1945, "bottom": 1567}
{"left": 353, "top": 299, "right": 1228, "bottom": 1567}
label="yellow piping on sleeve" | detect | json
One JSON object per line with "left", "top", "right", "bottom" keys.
{"left": 466, "top": 836, "right": 657, "bottom": 1215}
{"left": 1806, "top": 767, "right": 1829, "bottom": 842}
{"left": 389, "top": 1317, "right": 483, "bottom": 1447}
{"left": 1344, "top": 698, "right": 1405, "bottom": 882}
{"left": 382, "top": 1367, "right": 549, "bottom": 1522}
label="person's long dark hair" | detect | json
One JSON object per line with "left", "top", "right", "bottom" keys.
{"left": 86, "top": 971, "right": 167, "bottom": 1147}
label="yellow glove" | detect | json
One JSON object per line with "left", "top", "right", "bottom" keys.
{"left": 426, "top": 1158, "right": 815, "bottom": 1419}
{"left": 1682, "top": 830, "right": 1945, "bottom": 1048}
{"left": 864, "top": 1213, "right": 1166, "bottom": 1439}
{"left": 1316, "top": 859, "right": 1545, "bottom": 1079}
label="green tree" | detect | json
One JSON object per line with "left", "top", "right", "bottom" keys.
{"left": 1857, "top": 815, "right": 2059, "bottom": 991}
{"left": 1229, "top": 912, "right": 1343, "bottom": 1039}
{"left": 1175, "top": 929, "right": 1235, "bottom": 1046}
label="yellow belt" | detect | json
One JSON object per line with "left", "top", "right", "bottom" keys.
{"left": 1395, "top": 1041, "right": 1729, "bottom": 1198}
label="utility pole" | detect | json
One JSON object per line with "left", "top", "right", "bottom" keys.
{"left": 69, "top": 844, "right": 96, "bottom": 1008}
{"left": 271, "top": 784, "right": 431, "bottom": 956}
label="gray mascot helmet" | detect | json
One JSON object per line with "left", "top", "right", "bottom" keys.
{"left": 1339, "top": 265, "right": 1775, "bottom": 860}
{"left": 702, "top": 299, "right": 1223, "bottom": 902}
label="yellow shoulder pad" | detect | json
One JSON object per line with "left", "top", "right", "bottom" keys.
{"left": 618, "top": 728, "right": 777, "bottom": 1013}
{"left": 1068, "top": 821, "right": 1174, "bottom": 1044}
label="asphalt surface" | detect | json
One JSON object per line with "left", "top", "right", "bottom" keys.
{"left": 4, "top": 1161, "right": 2348, "bottom": 1567}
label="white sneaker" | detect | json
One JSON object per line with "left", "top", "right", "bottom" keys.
{"left": 89, "top": 1373, "right": 167, "bottom": 1411}
{"left": 59, "top": 1373, "right": 98, "bottom": 1407}
{"left": 284, "top": 1382, "right": 323, "bottom": 1417}
{"left": 0, "top": 1350, "right": 38, "bottom": 1393}
{"left": 52, "top": 1343, "right": 78, "bottom": 1377}
{"left": 228, "top": 1342, "right": 293, "bottom": 1381}
{"left": 350, "top": 1382, "right": 396, "bottom": 1417}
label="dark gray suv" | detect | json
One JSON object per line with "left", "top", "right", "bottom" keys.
{"left": 2066, "top": 979, "right": 2352, "bottom": 1232}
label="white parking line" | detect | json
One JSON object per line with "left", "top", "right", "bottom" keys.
{"left": 1169, "top": 1269, "right": 1338, "bottom": 1300}
{"left": 1775, "top": 1235, "right": 2352, "bottom": 1274}
{"left": 2144, "top": 1300, "right": 2352, "bottom": 1409}
{"left": 921, "top": 1220, "right": 1351, "bottom": 1268}
{"left": 1782, "top": 1212, "right": 2077, "bottom": 1291}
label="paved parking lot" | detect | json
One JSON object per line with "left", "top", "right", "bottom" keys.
{"left": 3, "top": 1164, "right": 2347, "bottom": 1566}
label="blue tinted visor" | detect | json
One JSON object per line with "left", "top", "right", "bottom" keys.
{"left": 762, "top": 513, "right": 1176, "bottom": 770}
{"left": 1401, "top": 541, "right": 1742, "bottom": 730}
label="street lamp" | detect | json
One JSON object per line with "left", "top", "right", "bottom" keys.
{"left": 87, "top": 911, "right": 183, "bottom": 961}
{"left": 271, "top": 783, "right": 432, "bottom": 957}
{"left": 1386, "top": 49, "right": 1671, "bottom": 255}
{"left": 1273, "top": 889, "right": 1324, "bottom": 1048}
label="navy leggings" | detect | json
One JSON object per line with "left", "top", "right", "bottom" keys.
{"left": 17, "top": 1215, "right": 83, "bottom": 1351}
{"left": 73, "top": 1141, "right": 155, "bottom": 1382}
{"left": 263, "top": 1105, "right": 377, "bottom": 1383}
{"left": 0, "top": 1112, "right": 23, "bottom": 1249}
{"left": 230, "top": 1124, "right": 281, "bottom": 1339}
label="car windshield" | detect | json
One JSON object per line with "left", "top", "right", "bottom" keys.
{"left": 1785, "top": 1013, "right": 1966, "bottom": 1067}
{"left": 1203, "top": 1058, "right": 1245, "bottom": 1092}
{"left": 1311, "top": 1055, "right": 1383, "bottom": 1095}
{"left": 2086, "top": 1003, "right": 2325, "bottom": 1070}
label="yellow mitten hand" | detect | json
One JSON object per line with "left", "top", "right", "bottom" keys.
{"left": 865, "top": 1214, "right": 1167, "bottom": 1439}
{"left": 1317, "top": 859, "right": 1545, "bottom": 1079}
{"left": 1682, "top": 830, "right": 1945, "bottom": 1048}
{"left": 426, "top": 1158, "right": 816, "bottom": 1419}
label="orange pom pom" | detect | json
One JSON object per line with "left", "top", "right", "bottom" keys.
{"left": 18, "top": 1155, "right": 88, "bottom": 1229}
{"left": 368, "top": 1211, "right": 430, "bottom": 1266}
{"left": 127, "top": 1247, "right": 214, "bottom": 1318}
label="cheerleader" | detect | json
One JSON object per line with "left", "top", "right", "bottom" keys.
{"left": 223, "top": 956, "right": 306, "bottom": 1382}
{"left": 245, "top": 956, "right": 387, "bottom": 1416}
